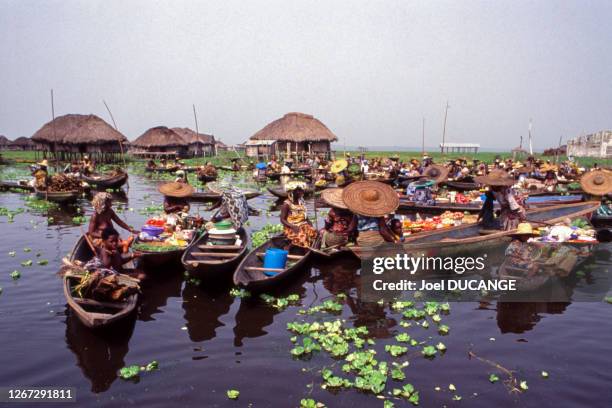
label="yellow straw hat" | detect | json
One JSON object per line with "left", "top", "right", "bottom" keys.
{"left": 37, "top": 159, "right": 49, "bottom": 167}
{"left": 330, "top": 159, "right": 348, "bottom": 174}
{"left": 509, "top": 222, "right": 539, "bottom": 237}
{"left": 285, "top": 180, "right": 307, "bottom": 192}
{"left": 580, "top": 170, "right": 612, "bottom": 196}
{"left": 158, "top": 182, "right": 194, "bottom": 197}
{"left": 342, "top": 181, "right": 399, "bottom": 217}
{"left": 321, "top": 188, "right": 348, "bottom": 209}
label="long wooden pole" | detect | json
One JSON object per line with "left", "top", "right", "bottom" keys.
{"left": 422, "top": 116, "right": 425, "bottom": 155}
{"left": 103, "top": 100, "right": 127, "bottom": 168}
{"left": 50, "top": 89, "right": 58, "bottom": 172}
{"left": 441, "top": 101, "right": 449, "bottom": 154}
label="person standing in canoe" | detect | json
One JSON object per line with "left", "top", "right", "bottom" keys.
{"left": 320, "top": 188, "right": 357, "bottom": 248}
{"left": 88, "top": 192, "right": 139, "bottom": 246}
{"left": 330, "top": 159, "right": 349, "bottom": 187}
{"left": 476, "top": 170, "right": 527, "bottom": 230}
{"left": 342, "top": 181, "right": 399, "bottom": 247}
{"left": 280, "top": 181, "right": 318, "bottom": 247}
{"left": 209, "top": 186, "right": 249, "bottom": 229}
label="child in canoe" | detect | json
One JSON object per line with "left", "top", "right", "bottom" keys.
{"left": 86, "top": 227, "right": 145, "bottom": 280}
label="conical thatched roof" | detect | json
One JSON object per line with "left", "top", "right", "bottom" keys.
{"left": 171, "top": 127, "right": 215, "bottom": 145}
{"left": 0, "top": 135, "right": 10, "bottom": 146}
{"left": 250, "top": 112, "right": 338, "bottom": 143}
{"left": 31, "top": 114, "right": 127, "bottom": 145}
{"left": 131, "top": 126, "right": 187, "bottom": 147}
{"left": 11, "top": 136, "right": 35, "bottom": 146}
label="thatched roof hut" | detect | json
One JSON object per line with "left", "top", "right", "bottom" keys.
{"left": 31, "top": 114, "right": 128, "bottom": 161}
{"left": 247, "top": 112, "right": 337, "bottom": 158}
{"left": 10, "top": 136, "right": 35, "bottom": 151}
{"left": 171, "top": 127, "right": 216, "bottom": 157}
{"left": 130, "top": 126, "right": 189, "bottom": 157}
{"left": 0, "top": 135, "right": 10, "bottom": 149}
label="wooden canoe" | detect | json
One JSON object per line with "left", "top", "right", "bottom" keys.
{"left": 145, "top": 165, "right": 179, "bottom": 173}
{"left": 0, "top": 180, "right": 34, "bottom": 192}
{"left": 233, "top": 236, "right": 312, "bottom": 292}
{"left": 134, "top": 234, "right": 197, "bottom": 271}
{"left": 182, "top": 228, "right": 249, "bottom": 284}
{"left": 35, "top": 188, "right": 80, "bottom": 203}
{"left": 443, "top": 181, "right": 480, "bottom": 191}
{"left": 398, "top": 194, "right": 584, "bottom": 214}
{"left": 197, "top": 173, "right": 218, "bottom": 183}
{"left": 82, "top": 172, "right": 128, "bottom": 190}
{"left": 352, "top": 201, "right": 601, "bottom": 258}
{"left": 267, "top": 186, "right": 314, "bottom": 199}
{"left": 187, "top": 190, "right": 261, "bottom": 202}
{"left": 65, "top": 236, "right": 138, "bottom": 329}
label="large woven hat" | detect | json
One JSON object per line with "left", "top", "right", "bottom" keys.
{"left": 342, "top": 181, "right": 399, "bottom": 217}
{"left": 285, "top": 180, "right": 307, "bottom": 192}
{"left": 423, "top": 164, "right": 449, "bottom": 184}
{"left": 580, "top": 170, "right": 612, "bottom": 196}
{"left": 474, "top": 169, "right": 515, "bottom": 186}
{"left": 158, "top": 182, "right": 194, "bottom": 197}
{"left": 330, "top": 159, "right": 348, "bottom": 174}
{"left": 509, "top": 222, "right": 540, "bottom": 238}
{"left": 321, "top": 188, "right": 348, "bottom": 209}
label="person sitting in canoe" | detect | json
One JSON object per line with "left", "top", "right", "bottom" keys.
{"left": 146, "top": 159, "right": 157, "bottom": 170}
{"left": 330, "top": 159, "right": 349, "bottom": 187}
{"left": 89, "top": 227, "right": 144, "bottom": 279}
{"left": 175, "top": 169, "right": 188, "bottom": 184}
{"left": 159, "top": 182, "right": 193, "bottom": 215}
{"left": 201, "top": 161, "right": 218, "bottom": 177}
{"left": 30, "top": 159, "right": 50, "bottom": 189}
{"left": 388, "top": 218, "right": 405, "bottom": 243}
{"left": 542, "top": 165, "right": 558, "bottom": 191}
{"left": 280, "top": 181, "right": 318, "bottom": 247}
{"left": 342, "top": 181, "right": 399, "bottom": 247}
{"left": 208, "top": 187, "right": 249, "bottom": 229}
{"left": 320, "top": 188, "right": 356, "bottom": 249}
{"left": 81, "top": 155, "right": 94, "bottom": 175}
{"left": 475, "top": 170, "right": 527, "bottom": 230}
{"left": 89, "top": 192, "right": 139, "bottom": 246}
{"left": 231, "top": 158, "right": 241, "bottom": 171}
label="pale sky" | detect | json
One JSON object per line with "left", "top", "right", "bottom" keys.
{"left": 1, "top": 0, "right": 610, "bottom": 150}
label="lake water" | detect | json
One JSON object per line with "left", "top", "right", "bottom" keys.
{"left": 0, "top": 165, "right": 610, "bottom": 408}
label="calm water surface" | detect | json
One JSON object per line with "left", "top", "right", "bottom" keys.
{"left": 0, "top": 165, "right": 610, "bottom": 408}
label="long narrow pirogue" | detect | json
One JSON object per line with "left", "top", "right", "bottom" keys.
{"left": 182, "top": 228, "right": 249, "bottom": 284}
{"left": 352, "top": 201, "right": 601, "bottom": 258}
{"left": 34, "top": 187, "right": 80, "bottom": 203}
{"left": 64, "top": 235, "right": 139, "bottom": 329}
{"left": 81, "top": 172, "right": 128, "bottom": 190}
{"left": 233, "top": 236, "right": 312, "bottom": 292}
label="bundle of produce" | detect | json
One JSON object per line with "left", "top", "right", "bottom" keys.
{"left": 47, "top": 174, "right": 82, "bottom": 192}
{"left": 132, "top": 240, "right": 185, "bottom": 252}
{"left": 251, "top": 223, "right": 284, "bottom": 247}
{"left": 532, "top": 219, "right": 597, "bottom": 243}
{"left": 73, "top": 271, "right": 138, "bottom": 301}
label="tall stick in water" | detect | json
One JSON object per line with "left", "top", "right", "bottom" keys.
{"left": 50, "top": 89, "right": 58, "bottom": 171}
{"left": 441, "top": 101, "right": 449, "bottom": 154}
{"left": 103, "top": 100, "right": 126, "bottom": 168}
{"left": 422, "top": 116, "right": 425, "bottom": 155}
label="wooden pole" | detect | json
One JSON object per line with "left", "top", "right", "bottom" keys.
{"left": 50, "top": 89, "right": 58, "bottom": 172}
{"left": 103, "top": 100, "right": 126, "bottom": 167}
{"left": 422, "top": 116, "right": 425, "bottom": 155}
{"left": 441, "top": 101, "right": 449, "bottom": 154}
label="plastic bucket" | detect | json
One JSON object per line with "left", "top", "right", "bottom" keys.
{"left": 263, "top": 248, "right": 288, "bottom": 276}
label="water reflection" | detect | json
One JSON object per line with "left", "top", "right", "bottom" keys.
{"left": 138, "top": 272, "right": 184, "bottom": 322}
{"left": 64, "top": 313, "right": 134, "bottom": 393}
{"left": 182, "top": 285, "right": 234, "bottom": 343}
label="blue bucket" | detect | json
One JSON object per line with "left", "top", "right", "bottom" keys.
{"left": 263, "top": 248, "right": 288, "bottom": 276}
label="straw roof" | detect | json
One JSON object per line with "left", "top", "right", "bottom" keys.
{"left": 171, "top": 127, "right": 215, "bottom": 145}
{"left": 131, "top": 126, "right": 187, "bottom": 148}
{"left": 250, "top": 112, "right": 338, "bottom": 143}
{"left": 31, "top": 114, "right": 127, "bottom": 145}
{"left": 0, "top": 135, "right": 10, "bottom": 146}
{"left": 11, "top": 136, "right": 35, "bottom": 146}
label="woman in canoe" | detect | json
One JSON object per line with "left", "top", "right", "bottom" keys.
{"left": 280, "top": 181, "right": 318, "bottom": 247}
{"left": 320, "top": 188, "right": 356, "bottom": 248}
{"left": 342, "top": 181, "right": 399, "bottom": 247}
{"left": 476, "top": 170, "right": 527, "bottom": 230}
{"left": 89, "top": 192, "right": 139, "bottom": 245}
{"left": 158, "top": 182, "right": 193, "bottom": 215}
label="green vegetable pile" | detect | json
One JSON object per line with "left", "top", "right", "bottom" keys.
{"left": 251, "top": 223, "right": 284, "bottom": 247}
{"left": 132, "top": 242, "right": 183, "bottom": 252}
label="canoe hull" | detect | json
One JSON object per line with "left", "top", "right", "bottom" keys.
{"left": 35, "top": 188, "right": 79, "bottom": 203}
{"left": 82, "top": 173, "right": 128, "bottom": 190}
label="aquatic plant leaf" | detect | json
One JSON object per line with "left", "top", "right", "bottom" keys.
{"left": 226, "top": 389, "right": 240, "bottom": 399}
